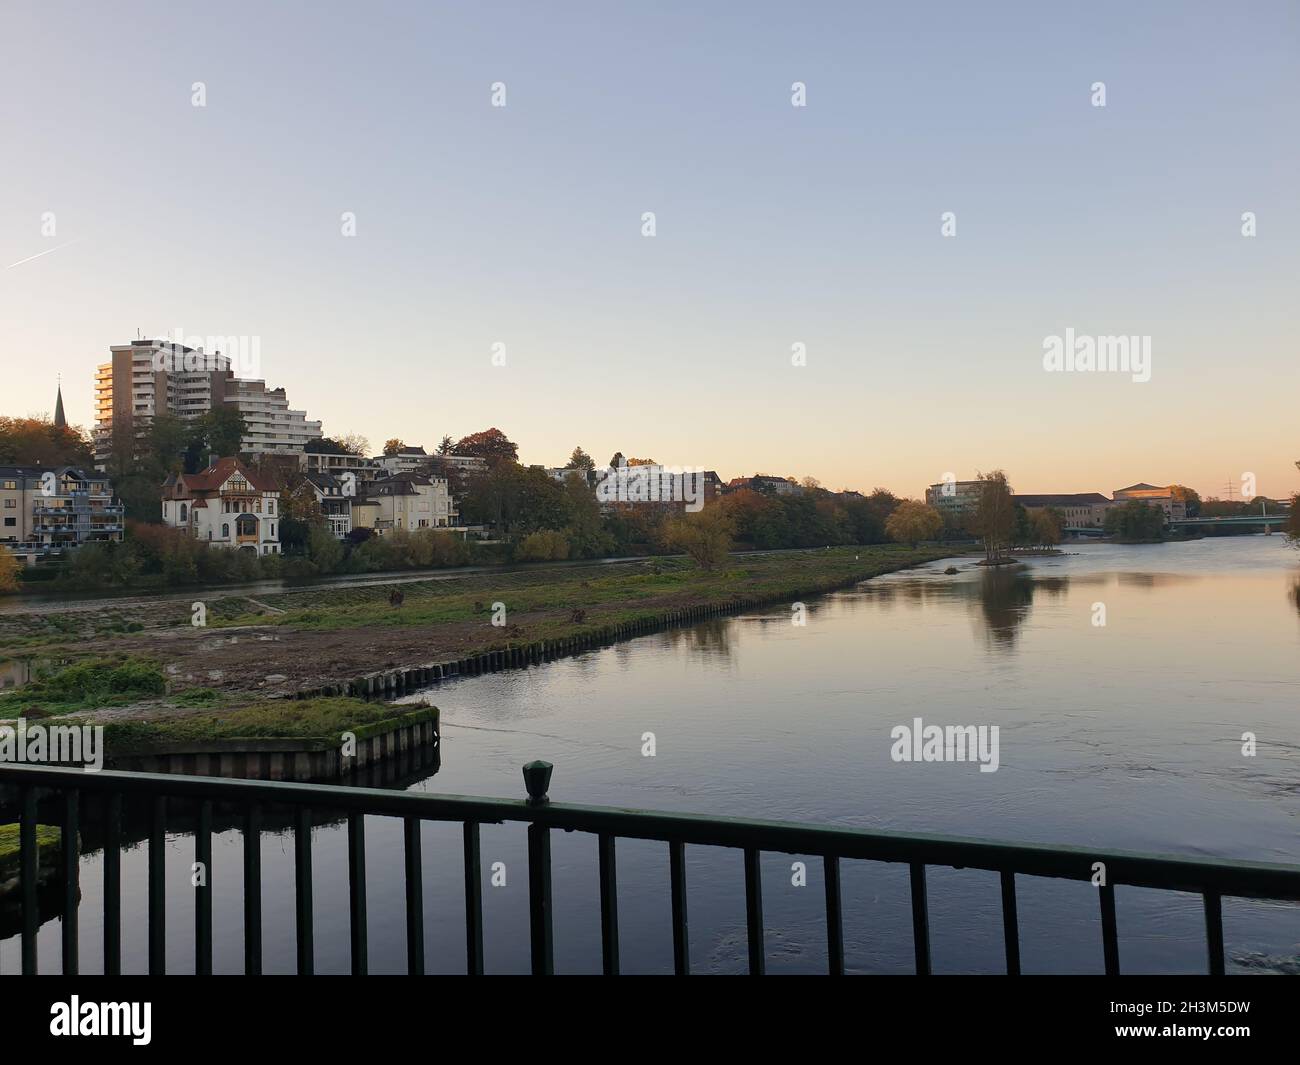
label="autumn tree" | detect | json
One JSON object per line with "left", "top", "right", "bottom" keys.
{"left": 383, "top": 439, "right": 405, "bottom": 456}
{"left": 663, "top": 503, "right": 735, "bottom": 568}
{"left": 0, "top": 416, "right": 93, "bottom": 467}
{"left": 1029, "top": 507, "right": 1063, "bottom": 547}
{"left": 885, "top": 500, "right": 943, "bottom": 548}
{"left": 454, "top": 427, "right": 518, "bottom": 466}
{"left": 0, "top": 549, "right": 20, "bottom": 593}
{"left": 971, "top": 470, "right": 1015, "bottom": 562}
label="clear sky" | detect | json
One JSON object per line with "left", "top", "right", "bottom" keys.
{"left": 2, "top": 1, "right": 1296, "bottom": 500}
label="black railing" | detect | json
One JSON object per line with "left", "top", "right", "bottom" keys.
{"left": 2, "top": 761, "right": 1298, "bottom": 975}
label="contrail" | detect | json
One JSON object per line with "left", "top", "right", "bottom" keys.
{"left": 6, "top": 239, "right": 81, "bottom": 269}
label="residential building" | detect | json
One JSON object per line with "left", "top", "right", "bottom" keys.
{"left": 726, "top": 474, "right": 800, "bottom": 496}
{"left": 374, "top": 446, "right": 432, "bottom": 476}
{"left": 370, "top": 472, "right": 456, "bottom": 532}
{"left": 301, "top": 472, "right": 353, "bottom": 538}
{"left": 304, "top": 450, "right": 381, "bottom": 485}
{"left": 94, "top": 338, "right": 321, "bottom": 468}
{"left": 595, "top": 463, "right": 720, "bottom": 511}
{"left": 1112, "top": 483, "right": 1186, "bottom": 521}
{"left": 0, "top": 466, "right": 125, "bottom": 564}
{"left": 1013, "top": 493, "right": 1113, "bottom": 528}
{"left": 160, "top": 457, "right": 281, "bottom": 554}
{"left": 924, "top": 479, "right": 987, "bottom": 516}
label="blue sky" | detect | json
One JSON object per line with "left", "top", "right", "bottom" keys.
{"left": 2, "top": 1, "right": 1297, "bottom": 498}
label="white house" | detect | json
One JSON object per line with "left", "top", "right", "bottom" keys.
{"left": 370, "top": 472, "right": 456, "bottom": 532}
{"left": 302, "top": 471, "right": 353, "bottom": 538}
{"left": 161, "top": 457, "right": 281, "bottom": 554}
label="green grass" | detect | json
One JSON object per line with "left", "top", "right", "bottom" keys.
{"left": 214, "top": 546, "right": 956, "bottom": 634}
{"left": 64, "top": 697, "right": 437, "bottom": 754}
{"left": 0, "top": 656, "right": 167, "bottom": 720}
{"left": 0, "top": 823, "right": 62, "bottom": 867}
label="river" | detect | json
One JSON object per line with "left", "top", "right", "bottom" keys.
{"left": 4, "top": 537, "right": 1298, "bottom": 973}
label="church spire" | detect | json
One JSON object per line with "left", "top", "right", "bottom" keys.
{"left": 54, "top": 376, "right": 66, "bottom": 429}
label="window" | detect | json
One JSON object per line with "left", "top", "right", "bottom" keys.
{"left": 268, "top": 500, "right": 275, "bottom": 514}
{"left": 180, "top": 503, "right": 188, "bottom": 522}
{"left": 3, "top": 499, "right": 14, "bottom": 508}
{"left": 222, "top": 523, "right": 230, "bottom": 538}
{"left": 3, "top": 517, "right": 14, "bottom": 527}
{"left": 1, "top": 480, "right": 15, "bottom": 490}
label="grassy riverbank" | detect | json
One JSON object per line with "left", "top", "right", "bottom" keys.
{"left": 1, "top": 545, "right": 965, "bottom": 702}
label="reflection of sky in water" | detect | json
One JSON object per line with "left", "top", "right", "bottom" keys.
{"left": 7, "top": 538, "right": 1297, "bottom": 974}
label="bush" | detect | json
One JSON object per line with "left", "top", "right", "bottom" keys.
{"left": 516, "top": 530, "right": 570, "bottom": 561}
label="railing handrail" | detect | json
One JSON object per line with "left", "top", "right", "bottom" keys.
{"left": 4, "top": 762, "right": 1297, "bottom": 901}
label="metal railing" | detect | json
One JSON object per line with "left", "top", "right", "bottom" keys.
{"left": 2, "top": 761, "right": 1298, "bottom": 976}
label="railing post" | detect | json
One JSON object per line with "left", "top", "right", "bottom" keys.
{"left": 523, "top": 761, "right": 554, "bottom": 976}
{"left": 149, "top": 795, "right": 166, "bottom": 975}
{"left": 62, "top": 790, "right": 80, "bottom": 976}
{"left": 20, "top": 787, "right": 38, "bottom": 975}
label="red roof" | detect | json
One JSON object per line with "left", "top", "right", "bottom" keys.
{"left": 176, "top": 457, "right": 278, "bottom": 494}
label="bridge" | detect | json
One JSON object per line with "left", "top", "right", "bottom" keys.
{"left": 1065, "top": 513, "right": 1291, "bottom": 537}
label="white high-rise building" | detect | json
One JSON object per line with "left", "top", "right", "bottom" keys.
{"left": 94, "top": 339, "right": 321, "bottom": 467}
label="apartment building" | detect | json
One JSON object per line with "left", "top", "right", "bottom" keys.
{"left": 94, "top": 339, "right": 321, "bottom": 467}
{"left": 303, "top": 450, "right": 381, "bottom": 485}
{"left": 369, "top": 472, "right": 456, "bottom": 532}
{"left": 726, "top": 474, "right": 800, "bottom": 497}
{"left": 0, "top": 466, "right": 125, "bottom": 564}
{"left": 374, "top": 446, "right": 433, "bottom": 476}
{"left": 160, "top": 457, "right": 281, "bottom": 554}
{"left": 924, "top": 479, "right": 986, "bottom": 516}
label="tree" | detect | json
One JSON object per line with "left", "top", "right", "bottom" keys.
{"left": 0, "top": 550, "right": 20, "bottom": 593}
{"left": 1168, "top": 484, "right": 1201, "bottom": 518}
{"left": 307, "top": 434, "right": 368, "bottom": 456}
{"left": 436, "top": 435, "right": 455, "bottom": 455}
{"left": 383, "top": 439, "right": 405, "bottom": 456}
{"left": 561, "top": 471, "right": 612, "bottom": 557}
{"left": 1105, "top": 500, "right": 1166, "bottom": 540}
{"left": 0, "top": 416, "right": 93, "bottom": 467}
{"left": 454, "top": 428, "right": 518, "bottom": 466}
{"left": 565, "top": 446, "right": 596, "bottom": 474}
{"left": 664, "top": 504, "right": 734, "bottom": 568}
{"left": 885, "top": 500, "right": 943, "bottom": 548}
{"left": 196, "top": 406, "right": 247, "bottom": 458}
{"left": 1029, "top": 507, "right": 1063, "bottom": 547}
{"left": 971, "top": 470, "right": 1014, "bottom": 562}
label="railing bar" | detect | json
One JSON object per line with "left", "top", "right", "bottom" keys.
{"left": 348, "top": 812, "right": 367, "bottom": 976}
{"left": 62, "top": 790, "right": 80, "bottom": 976}
{"left": 1000, "top": 869, "right": 1020, "bottom": 976}
{"left": 527, "top": 822, "right": 554, "bottom": 975}
{"left": 744, "top": 847, "right": 765, "bottom": 975}
{"left": 20, "top": 786, "right": 38, "bottom": 975}
{"left": 463, "top": 821, "right": 483, "bottom": 975}
{"left": 404, "top": 817, "right": 425, "bottom": 976}
{"left": 598, "top": 833, "right": 620, "bottom": 975}
{"left": 670, "top": 840, "right": 689, "bottom": 975}
{"left": 195, "top": 798, "right": 212, "bottom": 976}
{"left": 1203, "top": 891, "right": 1225, "bottom": 976}
{"left": 1099, "top": 882, "right": 1120, "bottom": 975}
{"left": 104, "top": 792, "right": 121, "bottom": 976}
{"left": 3, "top": 763, "right": 1299, "bottom": 903}
{"left": 295, "top": 806, "right": 314, "bottom": 975}
{"left": 909, "top": 862, "right": 930, "bottom": 976}
{"left": 824, "top": 854, "right": 844, "bottom": 975}
{"left": 149, "top": 795, "right": 166, "bottom": 975}
{"left": 243, "top": 804, "right": 262, "bottom": 975}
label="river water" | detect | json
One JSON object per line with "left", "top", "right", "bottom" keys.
{"left": 4, "top": 538, "right": 1298, "bottom": 974}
